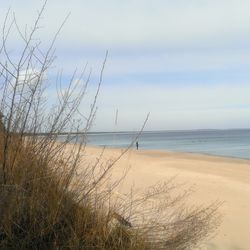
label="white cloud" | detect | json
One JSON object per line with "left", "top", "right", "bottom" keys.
{"left": 91, "top": 82, "right": 250, "bottom": 131}
{"left": 105, "top": 49, "right": 250, "bottom": 76}
{"left": 1, "top": 1, "right": 250, "bottom": 131}
{"left": 1, "top": 0, "right": 250, "bottom": 47}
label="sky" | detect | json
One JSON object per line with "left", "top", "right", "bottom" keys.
{"left": 1, "top": 0, "right": 250, "bottom": 131}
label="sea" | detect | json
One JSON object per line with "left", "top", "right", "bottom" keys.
{"left": 82, "top": 129, "right": 250, "bottom": 160}
{"left": 59, "top": 129, "right": 250, "bottom": 160}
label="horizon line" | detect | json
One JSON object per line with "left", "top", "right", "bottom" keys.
{"left": 88, "top": 127, "right": 250, "bottom": 134}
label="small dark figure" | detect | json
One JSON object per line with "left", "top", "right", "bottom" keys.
{"left": 136, "top": 141, "right": 139, "bottom": 150}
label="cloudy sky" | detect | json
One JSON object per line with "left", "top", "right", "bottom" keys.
{"left": 1, "top": 0, "right": 250, "bottom": 131}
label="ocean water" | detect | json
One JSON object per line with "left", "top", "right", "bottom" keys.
{"left": 82, "top": 129, "right": 250, "bottom": 160}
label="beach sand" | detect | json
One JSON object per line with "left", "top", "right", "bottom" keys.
{"left": 81, "top": 145, "right": 250, "bottom": 250}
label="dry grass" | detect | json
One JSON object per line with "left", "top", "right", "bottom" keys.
{"left": 0, "top": 134, "right": 147, "bottom": 249}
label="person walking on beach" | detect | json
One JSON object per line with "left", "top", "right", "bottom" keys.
{"left": 136, "top": 141, "right": 139, "bottom": 150}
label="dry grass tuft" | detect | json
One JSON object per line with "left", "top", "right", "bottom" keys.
{"left": 0, "top": 135, "right": 147, "bottom": 249}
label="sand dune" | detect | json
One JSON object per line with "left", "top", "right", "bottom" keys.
{"left": 81, "top": 146, "right": 250, "bottom": 250}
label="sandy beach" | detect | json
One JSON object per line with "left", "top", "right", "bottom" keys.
{"left": 82, "top": 145, "right": 250, "bottom": 250}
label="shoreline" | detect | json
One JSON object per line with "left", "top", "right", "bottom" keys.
{"left": 87, "top": 143, "right": 250, "bottom": 163}
{"left": 80, "top": 144, "right": 250, "bottom": 249}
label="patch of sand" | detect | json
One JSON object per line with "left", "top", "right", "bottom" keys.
{"left": 80, "top": 146, "right": 250, "bottom": 250}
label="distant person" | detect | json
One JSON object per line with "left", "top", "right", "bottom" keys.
{"left": 136, "top": 141, "right": 139, "bottom": 150}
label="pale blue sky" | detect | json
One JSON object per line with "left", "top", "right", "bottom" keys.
{"left": 1, "top": 0, "right": 250, "bottom": 131}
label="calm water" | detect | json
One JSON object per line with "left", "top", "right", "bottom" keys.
{"left": 83, "top": 129, "right": 250, "bottom": 159}
{"left": 60, "top": 129, "right": 250, "bottom": 160}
